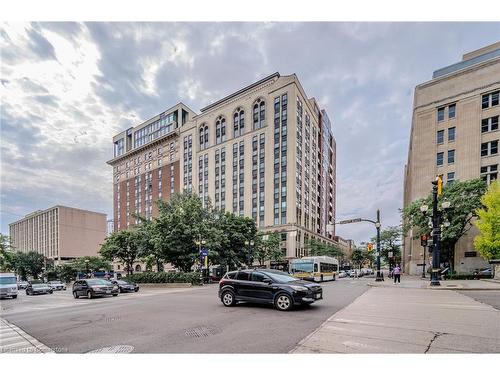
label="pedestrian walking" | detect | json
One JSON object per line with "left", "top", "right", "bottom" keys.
{"left": 393, "top": 264, "right": 401, "bottom": 284}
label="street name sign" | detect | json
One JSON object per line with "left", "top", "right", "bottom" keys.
{"left": 338, "top": 218, "right": 362, "bottom": 224}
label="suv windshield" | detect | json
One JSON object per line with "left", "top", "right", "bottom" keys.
{"left": 264, "top": 271, "right": 299, "bottom": 283}
{"left": 86, "top": 279, "right": 109, "bottom": 286}
{"left": 49, "top": 281, "right": 62, "bottom": 284}
{"left": 0, "top": 277, "right": 17, "bottom": 285}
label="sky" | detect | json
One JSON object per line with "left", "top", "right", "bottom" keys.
{"left": 1, "top": 22, "right": 500, "bottom": 244}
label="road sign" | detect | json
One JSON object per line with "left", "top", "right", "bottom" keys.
{"left": 200, "top": 247, "right": 208, "bottom": 256}
{"left": 338, "top": 218, "right": 362, "bottom": 224}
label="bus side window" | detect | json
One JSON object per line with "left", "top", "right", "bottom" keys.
{"left": 314, "top": 264, "right": 318, "bottom": 272}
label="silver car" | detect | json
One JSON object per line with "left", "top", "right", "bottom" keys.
{"left": 48, "top": 280, "right": 66, "bottom": 291}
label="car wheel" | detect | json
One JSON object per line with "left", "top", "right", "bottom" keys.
{"left": 12, "top": 295, "right": 17, "bottom": 299}
{"left": 49, "top": 290, "right": 53, "bottom": 294}
{"left": 87, "top": 291, "right": 93, "bottom": 299}
{"left": 320, "top": 274, "right": 324, "bottom": 282}
{"left": 274, "top": 293, "right": 293, "bottom": 311}
{"left": 221, "top": 290, "right": 236, "bottom": 307}
{"left": 112, "top": 294, "right": 118, "bottom": 297}
{"left": 333, "top": 274, "right": 336, "bottom": 281}
{"left": 73, "top": 291, "right": 79, "bottom": 299}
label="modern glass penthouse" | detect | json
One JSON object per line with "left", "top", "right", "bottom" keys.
{"left": 108, "top": 73, "right": 341, "bottom": 261}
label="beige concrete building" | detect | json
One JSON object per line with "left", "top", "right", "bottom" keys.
{"left": 9, "top": 206, "right": 107, "bottom": 263}
{"left": 108, "top": 73, "right": 347, "bottom": 265}
{"left": 403, "top": 42, "right": 500, "bottom": 275}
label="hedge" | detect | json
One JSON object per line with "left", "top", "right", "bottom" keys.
{"left": 123, "top": 271, "right": 202, "bottom": 285}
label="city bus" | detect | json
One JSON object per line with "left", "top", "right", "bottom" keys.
{"left": 290, "top": 256, "right": 339, "bottom": 282}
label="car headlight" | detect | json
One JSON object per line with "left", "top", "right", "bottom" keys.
{"left": 91, "top": 286, "right": 101, "bottom": 290}
{"left": 113, "top": 285, "right": 118, "bottom": 290}
{"left": 290, "top": 285, "right": 308, "bottom": 292}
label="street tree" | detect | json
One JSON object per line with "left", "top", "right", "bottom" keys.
{"left": 153, "top": 192, "right": 222, "bottom": 272}
{"left": 136, "top": 216, "right": 165, "bottom": 272}
{"left": 474, "top": 181, "right": 500, "bottom": 260}
{"left": 10, "top": 251, "right": 45, "bottom": 279}
{"left": 370, "top": 226, "right": 402, "bottom": 266}
{"left": 100, "top": 229, "right": 141, "bottom": 275}
{"left": 0, "top": 234, "right": 14, "bottom": 272}
{"left": 350, "top": 247, "right": 365, "bottom": 269}
{"left": 306, "top": 238, "right": 343, "bottom": 258}
{"left": 402, "top": 178, "right": 487, "bottom": 269}
{"left": 72, "top": 256, "right": 112, "bottom": 273}
{"left": 253, "top": 232, "right": 283, "bottom": 266}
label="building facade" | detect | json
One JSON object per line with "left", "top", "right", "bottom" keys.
{"left": 403, "top": 42, "right": 500, "bottom": 275}
{"left": 108, "top": 73, "right": 342, "bottom": 261}
{"left": 9, "top": 206, "right": 107, "bottom": 263}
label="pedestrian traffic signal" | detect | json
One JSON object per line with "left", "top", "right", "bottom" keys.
{"left": 420, "top": 235, "right": 428, "bottom": 247}
{"left": 367, "top": 243, "right": 373, "bottom": 251}
{"left": 437, "top": 176, "right": 443, "bottom": 196}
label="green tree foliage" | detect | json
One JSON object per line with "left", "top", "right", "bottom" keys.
{"left": 136, "top": 217, "right": 165, "bottom": 272}
{"left": 474, "top": 181, "right": 500, "bottom": 260}
{"left": 9, "top": 251, "right": 45, "bottom": 279}
{"left": 306, "top": 238, "right": 343, "bottom": 258}
{"left": 253, "top": 232, "right": 283, "bottom": 266}
{"left": 350, "top": 247, "right": 365, "bottom": 269}
{"left": 100, "top": 229, "right": 141, "bottom": 275}
{"left": 370, "top": 226, "right": 402, "bottom": 264}
{"left": 152, "top": 192, "right": 222, "bottom": 272}
{"left": 0, "top": 234, "right": 14, "bottom": 272}
{"left": 71, "top": 256, "right": 112, "bottom": 273}
{"left": 402, "top": 178, "right": 487, "bottom": 266}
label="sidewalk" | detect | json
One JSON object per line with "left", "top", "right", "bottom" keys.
{"left": 291, "top": 285, "right": 500, "bottom": 353}
{"left": 0, "top": 318, "right": 54, "bottom": 353}
{"left": 367, "top": 275, "right": 500, "bottom": 290}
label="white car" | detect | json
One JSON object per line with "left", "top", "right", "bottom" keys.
{"left": 338, "top": 271, "right": 347, "bottom": 278}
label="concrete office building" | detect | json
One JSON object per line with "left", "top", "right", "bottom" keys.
{"left": 108, "top": 73, "right": 342, "bottom": 261}
{"left": 9, "top": 206, "right": 107, "bottom": 263}
{"left": 403, "top": 42, "right": 500, "bottom": 275}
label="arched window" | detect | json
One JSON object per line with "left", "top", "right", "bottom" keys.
{"left": 204, "top": 125, "right": 209, "bottom": 147}
{"left": 135, "top": 264, "right": 142, "bottom": 272}
{"left": 253, "top": 99, "right": 265, "bottom": 130}
{"left": 233, "top": 108, "right": 245, "bottom": 137}
{"left": 199, "top": 126, "right": 205, "bottom": 150}
{"left": 216, "top": 116, "right": 226, "bottom": 144}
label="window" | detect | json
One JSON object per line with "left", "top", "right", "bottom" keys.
{"left": 481, "top": 164, "right": 498, "bottom": 184}
{"left": 448, "top": 149, "right": 455, "bottom": 164}
{"left": 482, "top": 91, "right": 499, "bottom": 109}
{"left": 233, "top": 108, "right": 245, "bottom": 137}
{"left": 448, "top": 127, "right": 455, "bottom": 142}
{"left": 236, "top": 271, "right": 250, "bottom": 281}
{"left": 481, "top": 140, "right": 499, "bottom": 157}
{"left": 215, "top": 117, "right": 226, "bottom": 144}
{"left": 481, "top": 116, "right": 499, "bottom": 133}
{"left": 253, "top": 99, "right": 266, "bottom": 130}
{"left": 437, "top": 107, "right": 445, "bottom": 122}
{"left": 114, "top": 139, "right": 124, "bottom": 157}
{"left": 447, "top": 172, "right": 455, "bottom": 184}
{"left": 448, "top": 104, "right": 456, "bottom": 119}
{"left": 437, "top": 130, "right": 444, "bottom": 144}
{"left": 437, "top": 152, "right": 444, "bottom": 166}
{"left": 251, "top": 272, "right": 266, "bottom": 282}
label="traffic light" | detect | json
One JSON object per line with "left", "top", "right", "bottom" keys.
{"left": 367, "top": 243, "right": 373, "bottom": 251}
{"left": 420, "top": 235, "right": 428, "bottom": 247}
{"left": 437, "top": 176, "right": 443, "bottom": 196}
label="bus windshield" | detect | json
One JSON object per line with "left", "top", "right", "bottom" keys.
{"left": 0, "top": 277, "right": 17, "bottom": 285}
{"left": 291, "top": 260, "right": 314, "bottom": 273}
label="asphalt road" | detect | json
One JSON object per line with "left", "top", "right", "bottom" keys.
{"left": 0, "top": 277, "right": 369, "bottom": 353}
{"left": 457, "top": 290, "right": 500, "bottom": 310}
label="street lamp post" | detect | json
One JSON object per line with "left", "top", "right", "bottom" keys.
{"left": 244, "top": 240, "right": 255, "bottom": 268}
{"left": 85, "top": 259, "right": 90, "bottom": 279}
{"left": 422, "top": 179, "right": 451, "bottom": 286}
{"left": 375, "top": 210, "right": 383, "bottom": 282}
{"left": 195, "top": 236, "right": 207, "bottom": 282}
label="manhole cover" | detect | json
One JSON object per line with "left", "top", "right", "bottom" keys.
{"left": 184, "top": 326, "right": 221, "bottom": 338}
{"left": 87, "top": 345, "right": 134, "bottom": 353}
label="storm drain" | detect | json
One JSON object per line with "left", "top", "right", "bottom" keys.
{"left": 87, "top": 345, "right": 134, "bottom": 353}
{"left": 184, "top": 325, "right": 222, "bottom": 338}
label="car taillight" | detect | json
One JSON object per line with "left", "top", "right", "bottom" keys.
{"left": 219, "top": 279, "right": 224, "bottom": 286}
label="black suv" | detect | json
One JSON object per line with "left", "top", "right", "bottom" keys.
{"left": 218, "top": 269, "right": 323, "bottom": 311}
{"left": 72, "top": 279, "right": 119, "bottom": 299}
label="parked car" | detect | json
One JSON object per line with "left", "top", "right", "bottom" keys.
{"left": 111, "top": 279, "right": 139, "bottom": 293}
{"left": 72, "top": 278, "right": 119, "bottom": 299}
{"left": 338, "top": 271, "right": 347, "bottom": 278}
{"left": 0, "top": 273, "right": 18, "bottom": 299}
{"left": 17, "top": 280, "right": 29, "bottom": 290}
{"left": 26, "top": 281, "right": 53, "bottom": 295}
{"left": 218, "top": 269, "right": 323, "bottom": 311}
{"left": 48, "top": 280, "right": 66, "bottom": 291}
{"left": 473, "top": 268, "right": 493, "bottom": 278}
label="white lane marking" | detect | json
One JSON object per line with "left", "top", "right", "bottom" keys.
{"left": 87, "top": 345, "right": 134, "bottom": 353}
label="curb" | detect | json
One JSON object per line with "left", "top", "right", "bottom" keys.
{"left": 137, "top": 283, "right": 193, "bottom": 288}
{"left": 366, "top": 282, "right": 500, "bottom": 291}
{"left": 0, "top": 318, "right": 54, "bottom": 354}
